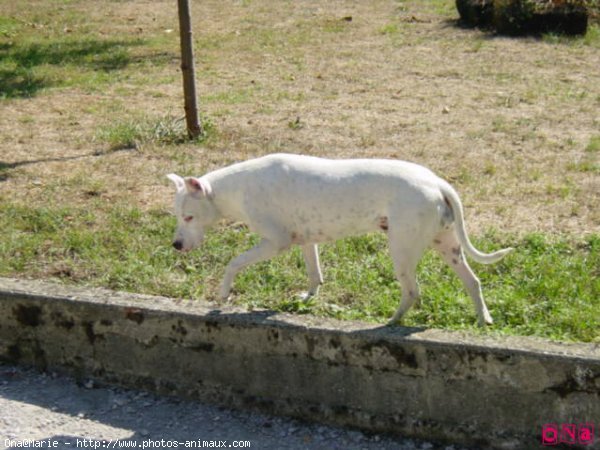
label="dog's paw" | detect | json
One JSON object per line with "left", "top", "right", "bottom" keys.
{"left": 478, "top": 316, "right": 494, "bottom": 327}
{"left": 386, "top": 318, "right": 401, "bottom": 327}
{"left": 218, "top": 285, "right": 233, "bottom": 302}
{"left": 219, "top": 293, "right": 233, "bottom": 303}
{"left": 388, "top": 310, "right": 405, "bottom": 326}
{"left": 297, "top": 291, "right": 318, "bottom": 302}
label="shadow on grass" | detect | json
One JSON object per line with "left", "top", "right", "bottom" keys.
{"left": 0, "top": 37, "right": 146, "bottom": 98}
{"left": 0, "top": 147, "right": 135, "bottom": 182}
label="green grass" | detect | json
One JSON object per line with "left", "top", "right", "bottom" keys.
{"left": 0, "top": 36, "right": 149, "bottom": 98}
{"left": 0, "top": 202, "right": 598, "bottom": 343}
{"left": 95, "top": 114, "right": 217, "bottom": 150}
{"left": 586, "top": 135, "right": 600, "bottom": 153}
{"left": 583, "top": 23, "right": 600, "bottom": 47}
{"left": 566, "top": 135, "right": 600, "bottom": 174}
{"left": 543, "top": 23, "right": 600, "bottom": 48}
{"left": 0, "top": 16, "right": 20, "bottom": 37}
{"left": 0, "top": 5, "right": 176, "bottom": 99}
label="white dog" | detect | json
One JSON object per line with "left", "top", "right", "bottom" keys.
{"left": 168, "top": 153, "right": 512, "bottom": 326}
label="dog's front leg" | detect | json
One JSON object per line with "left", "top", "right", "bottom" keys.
{"left": 219, "top": 238, "right": 289, "bottom": 300}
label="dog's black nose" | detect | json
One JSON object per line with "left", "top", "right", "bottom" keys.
{"left": 173, "top": 240, "right": 183, "bottom": 251}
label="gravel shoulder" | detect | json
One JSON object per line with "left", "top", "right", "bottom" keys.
{"left": 0, "top": 364, "right": 471, "bottom": 450}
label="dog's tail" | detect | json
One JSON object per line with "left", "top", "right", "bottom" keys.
{"left": 440, "top": 183, "right": 513, "bottom": 264}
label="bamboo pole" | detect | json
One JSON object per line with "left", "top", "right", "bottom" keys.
{"left": 177, "top": 0, "right": 202, "bottom": 139}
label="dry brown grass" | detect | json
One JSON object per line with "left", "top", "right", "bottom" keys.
{"left": 1, "top": 0, "right": 598, "bottom": 236}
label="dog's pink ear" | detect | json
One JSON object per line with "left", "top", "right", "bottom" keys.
{"left": 184, "top": 177, "right": 212, "bottom": 197}
{"left": 167, "top": 173, "right": 185, "bottom": 191}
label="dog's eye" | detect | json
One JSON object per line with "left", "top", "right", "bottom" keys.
{"left": 183, "top": 216, "right": 194, "bottom": 223}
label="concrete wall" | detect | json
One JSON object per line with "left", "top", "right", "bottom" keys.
{"left": 0, "top": 277, "right": 598, "bottom": 449}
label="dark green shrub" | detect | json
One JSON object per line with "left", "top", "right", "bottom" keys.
{"left": 456, "top": 0, "right": 495, "bottom": 27}
{"left": 457, "top": 0, "right": 590, "bottom": 35}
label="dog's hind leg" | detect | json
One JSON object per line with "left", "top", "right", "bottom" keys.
{"left": 432, "top": 229, "right": 493, "bottom": 326}
{"left": 301, "top": 244, "right": 323, "bottom": 297}
{"left": 387, "top": 229, "right": 428, "bottom": 324}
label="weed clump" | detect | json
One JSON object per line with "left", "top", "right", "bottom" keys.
{"left": 95, "top": 115, "right": 216, "bottom": 151}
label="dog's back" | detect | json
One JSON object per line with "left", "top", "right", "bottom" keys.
{"left": 206, "top": 153, "right": 447, "bottom": 243}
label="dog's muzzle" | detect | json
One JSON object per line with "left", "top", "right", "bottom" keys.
{"left": 172, "top": 240, "right": 184, "bottom": 251}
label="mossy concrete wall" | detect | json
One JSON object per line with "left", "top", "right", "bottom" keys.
{"left": 0, "top": 278, "right": 598, "bottom": 449}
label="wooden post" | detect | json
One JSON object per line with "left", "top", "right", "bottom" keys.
{"left": 177, "top": 0, "right": 202, "bottom": 139}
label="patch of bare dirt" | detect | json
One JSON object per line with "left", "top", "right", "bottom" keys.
{"left": 0, "top": 0, "right": 598, "bottom": 236}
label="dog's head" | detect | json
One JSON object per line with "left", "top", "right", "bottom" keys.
{"left": 167, "top": 173, "right": 217, "bottom": 252}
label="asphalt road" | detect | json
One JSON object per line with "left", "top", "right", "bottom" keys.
{"left": 0, "top": 364, "right": 467, "bottom": 450}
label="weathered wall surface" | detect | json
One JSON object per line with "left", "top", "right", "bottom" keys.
{"left": 0, "top": 277, "right": 598, "bottom": 449}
